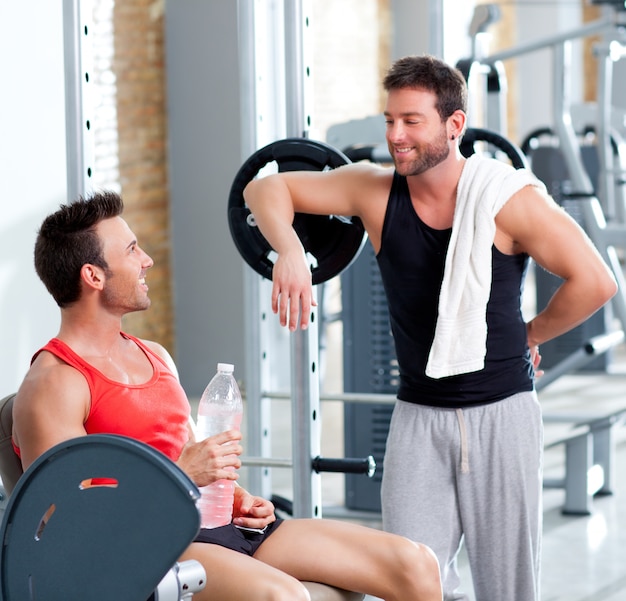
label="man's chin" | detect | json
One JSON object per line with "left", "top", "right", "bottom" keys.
{"left": 394, "top": 162, "right": 418, "bottom": 177}
{"left": 135, "top": 298, "right": 151, "bottom": 312}
{"left": 392, "top": 159, "right": 408, "bottom": 173}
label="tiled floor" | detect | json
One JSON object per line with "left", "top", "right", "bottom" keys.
{"left": 530, "top": 369, "right": 626, "bottom": 601}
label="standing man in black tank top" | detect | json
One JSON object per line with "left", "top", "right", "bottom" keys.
{"left": 244, "top": 55, "right": 617, "bottom": 601}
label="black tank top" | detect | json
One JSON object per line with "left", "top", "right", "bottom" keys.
{"left": 376, "top": 172, "right": 534, "bottom": 408}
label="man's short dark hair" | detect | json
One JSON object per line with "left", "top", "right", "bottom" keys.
{"left": 383, "top": 54, "right": 468, "bottom": 121}
{"left": 34, "top": 191, "right": 124, "bottom": 307}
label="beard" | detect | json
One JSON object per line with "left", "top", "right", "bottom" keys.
{"left": 390, "top": 129, "right": 450, "bottom": 177}
{"left": 101, "top": 280, "right": 151, "bottom": 314}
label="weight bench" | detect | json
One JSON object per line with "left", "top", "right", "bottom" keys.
{"left": 0, "top": 432, "right": 205, "bottom": 601}
{"left": 542, "top": 423, "right": 600, "bottom": 515}
{"left": 535, "top": 330, "right": 626, "bottom": 514}
{"left": 542, "top": 405, "right": 626, "bottom": 515}
{"left": 0, "top": 393, "right": 364, "bottom": 601}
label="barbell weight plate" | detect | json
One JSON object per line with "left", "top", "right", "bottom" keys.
{"left": 228, "top": 138, "right": 367, "bottom": 285}
{"left": 460, "top": 127, "right": 528, "bottom": 169}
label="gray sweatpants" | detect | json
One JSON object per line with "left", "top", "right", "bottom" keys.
{"left": 381, "top": 391, "right": 542, "bottom": 601}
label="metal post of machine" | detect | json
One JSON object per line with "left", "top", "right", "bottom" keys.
{"left": 289, "top": 292, "right": 322, "bottom": 519}
{"left": 552, "top": 40, "right": 594, "bottom": 195}
{"left": 283, "top": 0, "right": 322, "bottom": 519}
{"left": 284, "top": 0, "right": 311, "bottom": 140}
{"left": 594, "top": 38, "right": 624, "bottom": 220}
{"left": 239, "top": 0, "right": 269, "bottom": 502}
{"left": 62, "top": 0, "right": 95, "bottom": 200}
{"left": 428, "top": 0, "right": 444, "bottom": 58}
{"left": 238, "top": 0, "right": 321, "bottom": 514}
{"left": 238, "top": 0, "right": 287, "bottom": 501}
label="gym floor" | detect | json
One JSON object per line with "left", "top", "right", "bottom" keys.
{"left": 236, "top": 329, "right": 626, "bottom": 601}
{"left": 532, "top": 367, "right": 626, "bottom": 601}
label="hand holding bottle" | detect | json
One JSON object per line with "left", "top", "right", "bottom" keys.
{"left": 178, "top": 429, "right": 242, "bottom": 488}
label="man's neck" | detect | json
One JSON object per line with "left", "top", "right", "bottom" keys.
{"left": 405, "top": 156, "right": 465, "bottom": 229}
{"left": 57, "top": 308, "right": 125, "bottom": 357}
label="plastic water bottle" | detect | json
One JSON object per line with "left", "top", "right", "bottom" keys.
{"left": 196, "top": 363, "right": 243, "bottom": 528}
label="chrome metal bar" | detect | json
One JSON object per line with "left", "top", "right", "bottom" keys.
{"left": 242, "top": 456, "right": 292, "bottom": 468}
{"left": 289, "top": 307, "right": 322, "bottom": 518}
{"left": 595, "top": 40, "right": 618, "bottom": 219}
{"left": 62, "top": 0, "right": 95, "bottom": 200}
{"left": 553, "top": 41, "right": 594, "bottom": 194}
{"left": 484, "top": 17, "right": 617, "bottom": 64}
{"left": 263, "top": 391, "right": 396, "bottom": 404}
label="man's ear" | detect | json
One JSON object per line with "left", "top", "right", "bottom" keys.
{"left": 80, "top": 264, "right": 105, "bottom": 291}
{"left": 449, "top": 109, "right": 467, "bottom": 139}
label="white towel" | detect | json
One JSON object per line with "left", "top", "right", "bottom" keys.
{"left": 425, "top": 154, "right": 546, "bottom": 379}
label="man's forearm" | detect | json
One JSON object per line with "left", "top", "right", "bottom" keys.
{"left": 244, "top": 175, "right": 301, "bottom": 254}
{"left": 527, "top": 278, "right": 615, "bottom": 347}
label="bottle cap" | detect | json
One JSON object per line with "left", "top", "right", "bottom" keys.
{"left": 217, "top": 363, "right": 234, "bottom": 373}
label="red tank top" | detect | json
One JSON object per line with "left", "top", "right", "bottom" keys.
{"left": 26, "top": 333, "right": 191, "bottom": 462}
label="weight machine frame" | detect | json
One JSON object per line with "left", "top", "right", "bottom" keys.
{"left": 238, "top": 0, "right": 328, "bottom": 519}
{"left": 238, "top": 1, "right": 377, "bottom": 519}
{"left": 465, "top": 1, "right": 626, "bottom": 353}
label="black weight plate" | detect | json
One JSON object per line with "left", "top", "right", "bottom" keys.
{"left": 228, "top": 138, "right": 367, "bottom": 284}
{"left": 460, "top": 127, "right": 529, "bottom": 170}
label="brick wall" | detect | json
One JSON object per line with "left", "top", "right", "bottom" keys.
{"left": 113, "top": 0, "right": 172, "bottom": 350}
{"left": 92, "top": 0, "right": 174, "bottom": 352}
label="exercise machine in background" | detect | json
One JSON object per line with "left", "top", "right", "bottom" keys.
{"left": 458, "top": 0, "right": 626, "bottom": 364}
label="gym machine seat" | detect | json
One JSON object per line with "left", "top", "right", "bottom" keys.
{"left": 0, "top": 431, "right": 204, "bottom": 601}
{"left": 0, "top": 393, "right": 20, "bottom": 496}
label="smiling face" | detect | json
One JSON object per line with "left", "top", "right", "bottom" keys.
{"left": 384, "top": 87, "right": 451, "bottom": 177}
{"left": 95, "top": 216, "right": 154, "bottom": 314}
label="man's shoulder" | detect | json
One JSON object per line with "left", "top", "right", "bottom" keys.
{"left": 131, "top": 336, "right": 179, "bottom": 378}
{"left": 20, "top": 354, "right": 88, "bottom": 395}
{"left": 339, "top": 161, "right": 393, "bottom": 180}
{"left": 129, "top": 335, "right": 165, "bottom": 357}
{"left": 342, "top": 163, "right": 395, "bottom": 204}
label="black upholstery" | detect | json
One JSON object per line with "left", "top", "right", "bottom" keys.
{"left": 0, "top": 394, "right": 21, "bottom": 496}
{"left": 0, "top": 434, "right": 201, "bottom": 601}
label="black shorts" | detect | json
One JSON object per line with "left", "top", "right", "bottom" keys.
{"left": 193, "top": 518, "right": 284, "bottom": 556}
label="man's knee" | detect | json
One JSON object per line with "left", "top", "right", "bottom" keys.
{"left": 257, "top": 575, "right": 311, "bottom": 601}
{"left": 392, "top": 538, "right": 443, "bottom": 599}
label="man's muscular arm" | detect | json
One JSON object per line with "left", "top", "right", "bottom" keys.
{"left": 497, "top": 186, "right": 617, "bottom": 349}
{"left": 13, "top": 358, "right": 91, "bottom": 471}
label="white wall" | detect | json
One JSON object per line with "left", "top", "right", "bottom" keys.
{"left": 0, "top": 2, "right": 67, "bottom": 397}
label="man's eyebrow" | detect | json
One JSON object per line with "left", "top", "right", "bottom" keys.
{"left": 125, "top": 239, "right": 137, "bottom": 250}
{"left": 383, "top": 110, "right": 425, "bottom": 118}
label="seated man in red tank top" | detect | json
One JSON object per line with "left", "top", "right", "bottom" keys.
{"left": 12, "top": 191, "right": 442, "bottom": 601}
